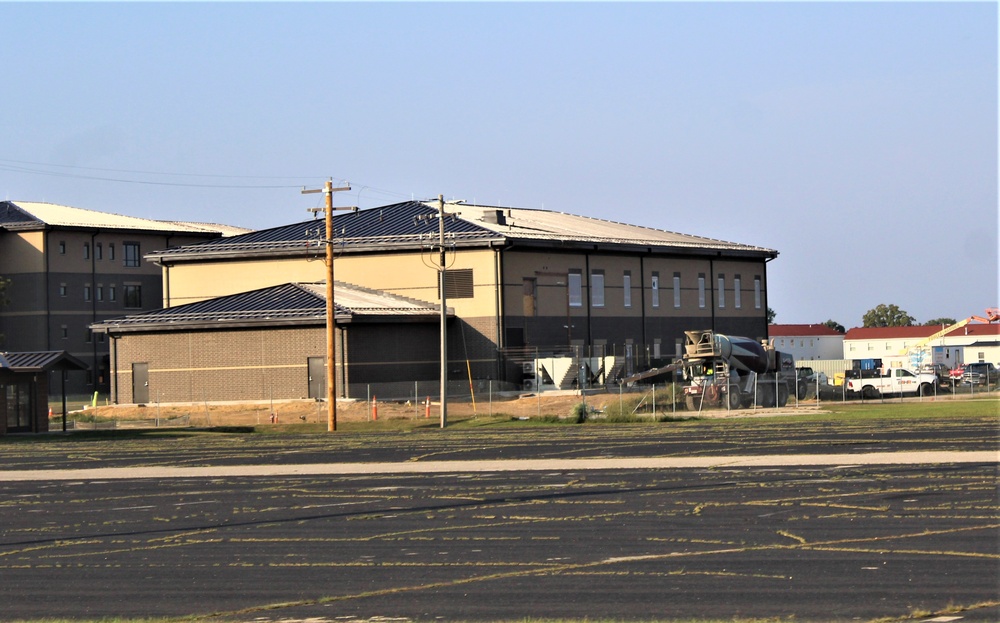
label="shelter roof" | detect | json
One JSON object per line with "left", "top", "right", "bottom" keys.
{"left": 0, "top": 201, "right": 248, "bottom": 236}
{"left": 769, "top": 324, "right": 844, "bottom": 337}
{"left": 0, "top": 351, "right": 89, "bottom": 372}
{"left": 146, "top": 200, "right": 777, "bottom": 262}
{"left": 91, "top": 281, "right": 447, "bottom": 334}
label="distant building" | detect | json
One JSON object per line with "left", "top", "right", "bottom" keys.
{"left": 0, "top": 201, "right": 247, "bottom": 395}
{"left": 768, "top": 324, "right": 844, "bottom": 361}
{"left": 843, "top": 324, "right": 1000, "bottom": 369}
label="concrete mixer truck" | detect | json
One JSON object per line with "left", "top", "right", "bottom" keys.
{"left": 681, "top": 330, "right": 797, "bottom": 411}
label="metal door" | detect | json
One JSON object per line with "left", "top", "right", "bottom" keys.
{"left": 307, "top": 357, "right": 326, "bottom": 400}
{"left": 132, "top": 363, "right": 149, "bottom": 404}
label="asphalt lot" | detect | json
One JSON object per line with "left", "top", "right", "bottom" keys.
{"left": 0, "top": 414, "right": 997, "bottom": 622}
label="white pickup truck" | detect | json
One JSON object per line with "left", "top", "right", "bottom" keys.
{"left": 846, "top": 367, "right": 938, "bottom": 398}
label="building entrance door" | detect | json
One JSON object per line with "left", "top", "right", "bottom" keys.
{"left": 307, "top": 357, "right": 326, "bottom": 401}
{"left": 132, "top": 363, "right": 149, "bottom": 404}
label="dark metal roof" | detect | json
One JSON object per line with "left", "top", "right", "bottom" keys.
{"left": 0, "top": 351, "right": 89, "bottom": 372}
{"left": 91, "top": 281, "right": 447, "bottom": 334}
{"left": 147, "top": 201, "right": 500, "bottom": 262}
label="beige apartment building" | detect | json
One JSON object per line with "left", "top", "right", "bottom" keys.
{"left": 0, "top": 201, "right": 246, "bottom": 396}
{"left": 94, "top": 200, "right": 777, "bottom": 402}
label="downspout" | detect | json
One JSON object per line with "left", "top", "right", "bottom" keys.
{"left": 584, "top": 254, "right": 592, "bottom": 352}
{"left": 709, "top": 258, "right": 716, "bottom": 333}
{"left": 493, "top": 245, "right": 504, "bottom": 383}
{"left": 44, "top": 229, "right": 51, "bottom": 349}
{"left": 639, "top": 256, "right": 646, "bottom": 355}
{"left": 90, "top": 231, "right": 98, "bottom": 392}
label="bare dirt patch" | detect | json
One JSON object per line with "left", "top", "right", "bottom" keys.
{"left": 75, "top": 392, "right": 597, "bottom": 427}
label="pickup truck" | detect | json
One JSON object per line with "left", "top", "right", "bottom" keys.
{"left": 962, "top": 362, "right": 998, "bottom": 386}
{"left": 845, "top": 367, "right": 938, "bottom": 399}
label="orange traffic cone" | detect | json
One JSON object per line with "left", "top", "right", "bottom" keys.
{"left": 372, "top": 395, "right": 378, "bottom": 421}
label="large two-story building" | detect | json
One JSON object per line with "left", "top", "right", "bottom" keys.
{"left": 94, "top": 200, "right": 779, "bottom": 403}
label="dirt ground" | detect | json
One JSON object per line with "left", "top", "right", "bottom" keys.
{"left": 73, "top": 392, "right": 602, "bottom": 427}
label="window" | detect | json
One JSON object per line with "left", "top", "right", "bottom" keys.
{"left": 673, "top": 273, "right": 681, "bottom": 309}
{"left": 754, "top": 276, "right": 762, "bottom": 309}
{"left": 623, "top": 271, "right": 631, "bottom": 308}
{"left": 108, "top": 243, "right": 115, "bottom": 261}
{"left": 124, "top": 284, "right": 142, "bottom": 309}
{"left": 591, "top": 270, "right": 605, "bottom": 307}
{"left": 58, "top": 241, "right": 66, "bottom": 255}
{"left": 717, "top": 274, "right": 725, "bottom": 308}
{"left": 95, "top": 243, "right": 102, "bottom": 260}
{"left": 61, "top": 325, "right": 68, "bottom": 340}
{"left": 83, "top": 243, "right": 90, "bottom": 260}
{"left": 522, "top": 278, "right": 536, "bottom": 316}
{"left": 96, "top": 286, "right": 103, "bottom": 302}
{"left": 123, "top": 242, "right": 141, "bottom": 268}
{"left": 83, "top": 285, "right": 91, "bottom": 302}
{"left": 698, "top": 274, "right": 706, "bottom": 309}
{"left": 568, "top": 271, "right": 582, "bottom": 307}
{"left": 651, "top": 272, "right": 660, "bottom": 308}
{"left": 109, "top": 285, "right": 116, "bottom": 302}
{"left": 59, "top": 284, "right": 67, "bottom": 297}
{"left": 734, "top": 275, "right": 742, "bottom": 309}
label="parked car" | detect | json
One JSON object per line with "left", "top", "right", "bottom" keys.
{"left": 962, "top": 362, "right": 998, "bottom": 386}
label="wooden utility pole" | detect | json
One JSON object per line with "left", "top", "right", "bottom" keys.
{"left": 302, "top": 180, "right": 353, "bottom": 432}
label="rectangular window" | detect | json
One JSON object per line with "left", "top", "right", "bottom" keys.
{"left": 96, "top": 286, "right": 103, "bottom": 302}
{"left": 124, "top": 284, "right": 142, "bottom": 309}
{"left": 61, "top": 325, "right": 68, "bottom": 340}
{"left": 591, "top": 270, "right": 605, "bottom": 307}
{"left": 439, "top": 268, "right": 474, "bottom": 299}
{"left": 568, "top": 271, "right": 582, "bottom": 307}
{"left": 83, "top": 285, "right": 91, "bottom": 302}
{"left": 698, "top": 274, "right": 706, "bottom": 309}
{"left": 109, "top": 285, "right": 116, "bottom": 302}
{"left": 717, "top": 274, "right": 726, "bottom": 308}
{"left": 83, "top": 243, "right": 90, "bottom": 260}
{"left": 734, "top": 275, "right": 742, "bottom": 309}
{"left": 754, "top": 276, "right": 762, "bottom": 309}
{"left": 95, "top": 243, "right": 102, "bottom": 260}
{"left": 108, "top": 243, "right": 115, "bottom": 261}
{"left": 59, "top": 284, "right": 67, "bottom": 297}
{"left": 522, "top": 278, "right": 536, "bottom": 316}
{"left": 623, "top": 271, "right": 631, "bottom": 308}
{"left": 651, "top": 272, "right": 660, "bottom": 308}
{"left": 673, "top": 273, "right": 681, "bottom": 309}
{"left": 58, "top": 241, "right": 66, "bottom": 255}
{"left": 123, "top": 242, "right": 141, "bottom": 268}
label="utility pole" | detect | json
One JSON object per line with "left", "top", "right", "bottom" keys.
{"left": 416, "top": 195, "right": 456, "bottom": 428}
{"left": 302, "top": 180, "right": 354, "bottom": 432}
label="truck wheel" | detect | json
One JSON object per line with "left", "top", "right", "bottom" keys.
{"left": 778, "top": 384, "right": 789, "bottom": 407}
{"left": 685, "top": 396, "right": 701, "bottom": 411}
{"left": 757, "top": 384, "right": 775, "bottom": 408}
{"left": 727, "top": 390, "right": 741, "bottom": 410}
{"left": 796, "top": 383, "right": 806, "bottom": 401}
{"left": 862, "top": 385, "right": 879, "bottom": 400}
{"left": 918, "top": 383, "right": 933, "bottom": 397}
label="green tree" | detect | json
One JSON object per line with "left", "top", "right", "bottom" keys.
{"left": 862, "top": 303, "right": 915, "bottom": 328}
{"left": 823, "top": 319, "right": 845, "bottom": 333}
{"left": 924, "top": 317, "right": 957, "bottom": 327}
{"left": 766, "top": 307, "right": 777, "bottom": 324}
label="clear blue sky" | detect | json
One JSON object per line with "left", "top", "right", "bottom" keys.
{"left": 1, "top": 2, "right": 996, "bottom": 328}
